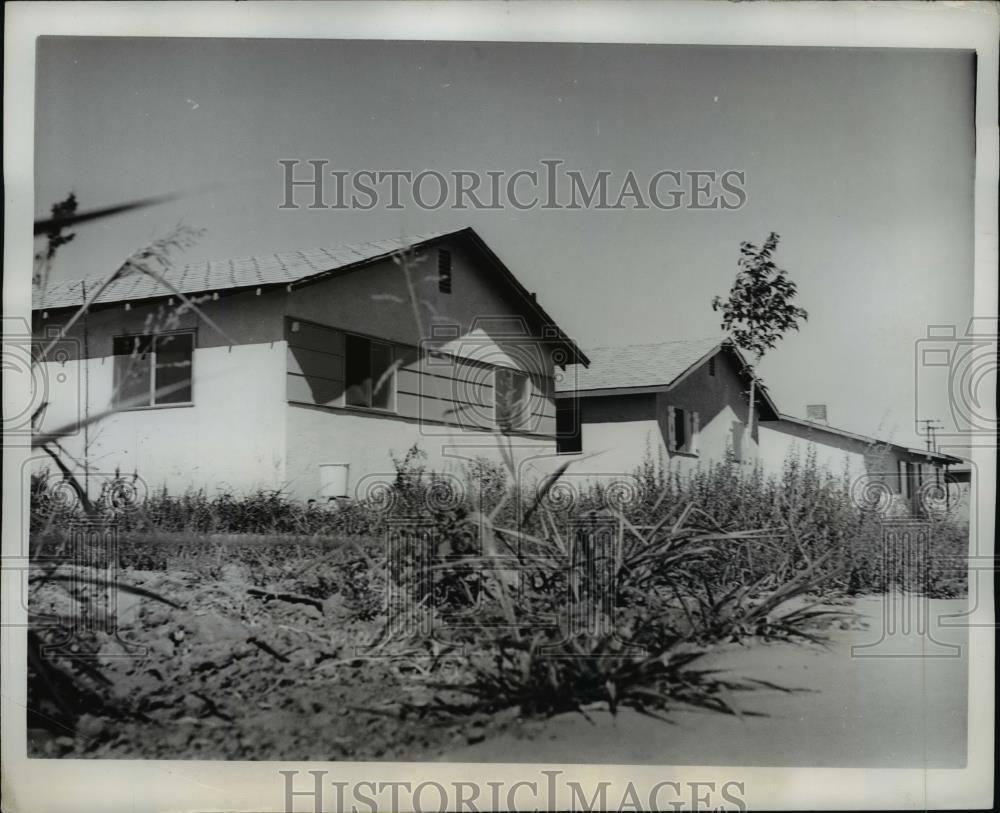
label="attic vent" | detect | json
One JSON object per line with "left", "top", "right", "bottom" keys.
{"left": 806, "top": 404, "right": 828, "bottom": 424}
{"left": 708, "top": 356, "right": 716, "bottom": 377}
{"left": 438, "top": 249, "right": 452, "bottom": 294}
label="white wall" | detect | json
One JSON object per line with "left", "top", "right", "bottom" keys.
{"left": 284, "top": 404, "right": 554, "bottom": 501}
{"left": 33, "top": 342, "right": 288, "bottom": 498}
{"left": 758, "top": 423, "right": 866, "bottom": 480}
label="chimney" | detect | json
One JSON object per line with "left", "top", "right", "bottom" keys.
{"left": 806, "top": 404, "right": 828, "bottom": 425}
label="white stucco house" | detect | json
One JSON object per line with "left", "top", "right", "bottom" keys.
{"left": 553, "top": 337, "right": 780, "bottom": 474}
{"left": 554, "top": 337, "right": 965, "bottom": 513}
{"left": 31, "top": 228, "right": 587, "bottom": 500}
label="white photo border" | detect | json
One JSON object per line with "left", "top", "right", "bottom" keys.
{"left": 3, "top": 2, "right": 996, "bottom": 811}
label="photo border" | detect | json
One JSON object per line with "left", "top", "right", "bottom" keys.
{"left": 3, "top": 2, "right": 996, "bottom": 810}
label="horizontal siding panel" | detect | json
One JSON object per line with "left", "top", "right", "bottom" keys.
{"left": 532, "top": 414, "right": 556, "bottom": 435}
{"left": 287, "top": 372, "right": 344, "bottom": 407}
{"left": 397, "top": 368, "right": 492, "bottom": 406}
{"left": 287, "top": 320, "right": 345, "bottom": 355}
{"left": 413, "top": 354, "right": 493, "bottom": 380}
{"left": 287, "top": 346, "right": 345, "bottom": 381}
{"left": 396, "top": 392, "right": 494, "bottom": 430}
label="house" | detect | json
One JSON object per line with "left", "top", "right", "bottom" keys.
{"left": 555, "top": 338, "right": 964, "bottom": 515}
{"left": 758, "top": 409, "right": 965, "bottom": 515}
{"left": 31, "top": 227, "right": 587, "bottom": 501}
{"left": 553, "top": 337, "right": 779, "bottom": 474}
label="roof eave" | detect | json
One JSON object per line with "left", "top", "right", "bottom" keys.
{"left": 455, "top": 228, "right": 589, "bottom": 367}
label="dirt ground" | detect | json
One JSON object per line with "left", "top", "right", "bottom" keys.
{"left": 29, "top": 565, "right": 509, "bottom": 760}
{"left": 29, "top": 564, "right": 969, "bottom": 767}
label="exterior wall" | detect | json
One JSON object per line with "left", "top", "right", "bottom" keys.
{"left": 33, "top": 343, "right": 288, "bottom": 497}
{"left": 557, "top": 348, "right": 757, "bottom": 478}
{"left": 284, "top": 404, "right": 553, "bottom": 500}
{"left": 282, "top": 238, "right": 566, "bottom": 498}
{"left": 657, "top": 349, "right": 758, "bottom": 475}
{"left": 758, "top": 422, "right": 868, "bottom": 482}
{"left": 758, "top": 419, "right": 958, "bottom": 516}
{"left": 32, "top": 288, "right": 289, "bottom": 496}
{"left": 284, "top": 319, "right": 553, "bottom": 435}
{"left": 30, "top": 236, "right": 572, "bottom": 502}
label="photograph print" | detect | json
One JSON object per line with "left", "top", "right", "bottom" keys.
{"left": 6, "top": 8, "right": 994, "bottom": 807}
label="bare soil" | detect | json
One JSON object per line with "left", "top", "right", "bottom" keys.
{"left": 29, "top": 565, "right": 968, "bottom": 767}
{"left": 29, "top": 565, "right": 511, "bottom": 760}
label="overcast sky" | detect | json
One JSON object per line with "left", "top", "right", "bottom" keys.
{"left": 34, "top": 38, "right": 975, "bottom": 447}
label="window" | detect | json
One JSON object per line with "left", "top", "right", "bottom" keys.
{"left": 898, "top": 460, "right": 911, "bottom": 497}
{"left": 708, "top": 356, "right": 716, "bottom": 377}
{"left": 667, "top": 406, "right": 699, "bottom": 454}
{"left": 438, "top": 249, "right": 452, "bottom": 294}
{"left": 494, "top": 368, "right": 530, "bottom": 432}
{"left": 113, "top": 332, "right": 194, "bottom": 407}
{"left": 556, "top": 399, "right": 582, "bottom": 454}
{"left": 344, "top": 334, "right": 395, "bottom": 410}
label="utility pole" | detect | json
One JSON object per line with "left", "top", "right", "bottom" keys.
{"left": 918, "top": 418, "right": 942, "bottom": 453}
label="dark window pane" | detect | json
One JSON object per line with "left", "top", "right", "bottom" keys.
{"left": 112, "top": 335, "right": 153, "bottom": 407}
{"left": 154, "top": 333, "right": 194, "bottom": 404}
{"left": 370, "top": 341, "right": 394, "bottom": 410}
{"left": 556, "top": 399, "right": 581, "bottom": 453}
{"left": 673, "top": 407, "right": 687, "bottom": 451}
{"left": 344, "top": 334, "right": 371, "bottom": 407}
{"left": 438, "top": 249, "right": 452, "bottom": 294}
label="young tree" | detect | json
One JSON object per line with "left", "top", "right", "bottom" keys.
{"left": 712, "top": 232, "right": 808, "bottom": 457}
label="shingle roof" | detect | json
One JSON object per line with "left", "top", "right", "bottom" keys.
{"left": 32, "top": 226, "right": 588, "bottom": 366}
{"left": 555, "top": 337, "right": 725, "bottom": 393}
{"left": 33, "top": 232, "right": 451, "bottom": 310}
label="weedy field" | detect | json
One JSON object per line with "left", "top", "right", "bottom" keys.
{"left": 27, "top": 450, "right": 968, "bottom": 760}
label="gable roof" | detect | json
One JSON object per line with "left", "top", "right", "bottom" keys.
{"left": 34, "top": 233, "right": 449, "bottom": 311}
{"left": 33, "top": 227, "right": 588, "bottom": 365}
{"left": 774, "top": 414, "right": 965, "bottom": 465}
{"left": 554, "top": 337, "right": 780, "bottom": 420}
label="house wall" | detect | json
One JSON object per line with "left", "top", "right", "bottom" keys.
{"left": 758, "top": 422, "right": 868, "bottom": 482}
{"left": 30, "top": 237, "right": 571, "bottom": 501}
{"left": 284, "top": 318, "right": 553, "bottom": 434}
{"left": 32, "top": 289, "right": 288, "bottom": 496}
{"left": 558, "top": 349, "right": 756, "bottom": 479}
{"left": 281, "top": 239, "right": 564, "bottom": 498}
{"left": 757, "top": 419, "right": 959, "bottom": 517}
{"left": 284, "top": 404, "right": 553, "bottom": 500}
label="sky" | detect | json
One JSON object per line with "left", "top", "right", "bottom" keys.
{"left": 34, "top": 38, "right": 975, "bottom": 448}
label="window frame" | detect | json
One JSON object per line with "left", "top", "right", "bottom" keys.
{"left": 112, "top": 329, "right": 196, "bottom": 410}
{"left": 666, "top": 405, "right": 700, "bottom": 456}
{"left": 343, "top": 331, "right": 397, "bottom": 413}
